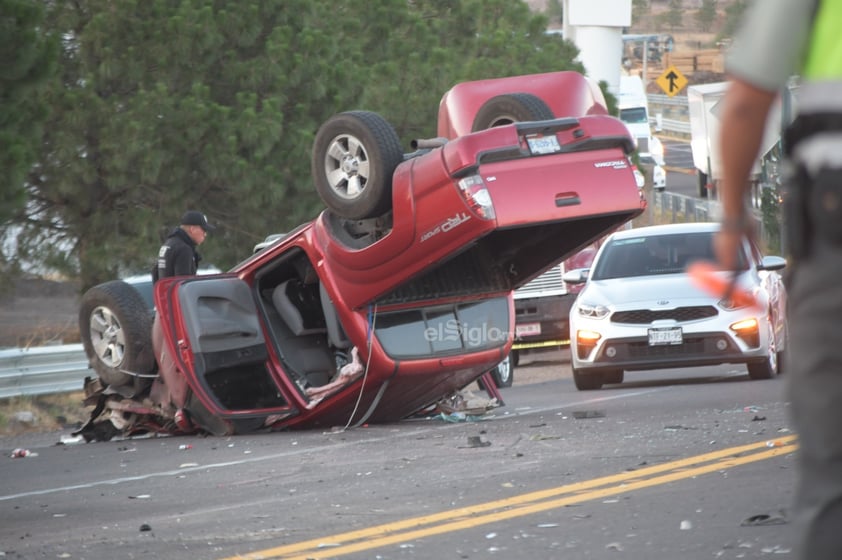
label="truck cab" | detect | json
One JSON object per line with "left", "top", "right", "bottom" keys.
{"left": 511, "top": 242, "right": 600, "bottom": 363}
{"left": 618, "top": 75, "right": 666, "bottom": 190}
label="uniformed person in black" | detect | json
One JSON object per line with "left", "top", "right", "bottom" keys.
{"left": 153, "top": 210, "right": 215, "bottom": 283}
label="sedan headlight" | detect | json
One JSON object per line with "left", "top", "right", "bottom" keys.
{"left": 577, "top": 302, "right": 610, "bottom": 319}
{"left": 718, "top": 293, "right": 754, "bottom": 311}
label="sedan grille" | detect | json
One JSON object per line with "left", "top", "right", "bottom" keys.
{"left": 610, "top": 306, "right": 718, "bottom": 324}
{"left": 627, "top": 337, "right": 707, "bottom": 357}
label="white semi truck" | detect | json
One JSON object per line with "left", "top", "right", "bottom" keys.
{"left": 688, "top": 81, "right": 795, "bottom": 199}
{"left": 618, "top": 74, "right": 666, "bottom": 190}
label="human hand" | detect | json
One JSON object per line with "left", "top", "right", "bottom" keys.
{"left": 713, "top": 214, "right": 757, "bottom": 270}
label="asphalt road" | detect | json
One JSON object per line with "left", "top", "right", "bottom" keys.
{"left": 661, "top": 137, "right": 704, "bottom": 199}
{"left": 1, "top": 349, "right": 798, "bottom": 559}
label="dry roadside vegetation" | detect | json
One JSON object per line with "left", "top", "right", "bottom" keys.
{"left": 0, "top": 392, "right": 88, "bottom": 438}
{"left": 0, "top": 278, "right": 85, "bottom": 438}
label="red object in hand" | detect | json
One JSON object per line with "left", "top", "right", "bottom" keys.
{"left": 687, "top": 261, "right": 759, "bottom": 309}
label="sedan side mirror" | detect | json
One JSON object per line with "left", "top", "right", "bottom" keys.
{"left": 562, "top": 268, "right": 589, "bottom": 284}
{"left": 758, "top": 255, "right": 787, "bottom": 272}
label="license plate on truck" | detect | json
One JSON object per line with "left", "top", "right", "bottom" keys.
{"left": 648, "top": 327, "right": 682, "bottom": 346}
{"left": 526, "top": 135, "right": 561, "bottom": 155}
{"left": 516, "top": 322, "right": 542, "bottom": 337}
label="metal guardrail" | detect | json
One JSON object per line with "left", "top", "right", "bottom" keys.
{"left": 657, "top": 118, "right": 691, "bottom": 135}
{"left": 0, "top": 344, "right": 90, "bottom": 399}
{"left": 648, "top": 93, "right": 689, "bottom": 108}
{"left": 650, "top": 190, "right": 719, "bottom": 223}
{"left": 648, "top": 93, "right": 691, "bottom": 137}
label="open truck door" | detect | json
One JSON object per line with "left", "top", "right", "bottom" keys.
{"left": 153, "top": 275, "right": 298, "bottom": 436}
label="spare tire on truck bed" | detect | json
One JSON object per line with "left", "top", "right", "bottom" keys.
{"left": 471, "top": 93, "right": 555, "bottom": 131}
{"left": 79, "top": 280, "right": 155, "bottom": 388}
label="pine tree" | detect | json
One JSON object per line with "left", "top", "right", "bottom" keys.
{"left": 0, "top": 0, "right": 58, "bottom": 225}
{"left": 12, "top": 0, "right": 585, "bottom": 289}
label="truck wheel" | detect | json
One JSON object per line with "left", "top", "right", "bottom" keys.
{"left": 697, "top": 170, "right": 708, "bottom": 199}
{"left": 490, "top": 353, "right": 514, "bottom": 388}
{"left": 79, "top": 280, "right": 155, "bottom": 388}
{"left": 471, "top": 93, "right": 555, "bottom": 131}
{"left": 312, "top": 111, "right": 404, "bottom": 220}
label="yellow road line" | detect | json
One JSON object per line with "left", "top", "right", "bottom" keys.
{"left": 222, "top": 436, "right": 797, "bottom": 560}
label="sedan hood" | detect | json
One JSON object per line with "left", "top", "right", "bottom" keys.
{"left": 582, "top": 273, "right": 751, "bottom": 308}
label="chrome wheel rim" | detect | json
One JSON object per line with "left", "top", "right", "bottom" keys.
{"left": 89, "top": 305, "right": 126, "bottom": 368}
{"left": 324, "top": 133, "right": 370, "bottom": 200}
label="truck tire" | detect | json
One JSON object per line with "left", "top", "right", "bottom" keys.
{"left": 490, "top": 353, "right": 514, "bottom": 388}
{"left": 79, "top": 280, "right": 155, "bottom": 388}
{"left": 312, "top": 111, "right": 404, "bottom": 220}
{"left": 471, "top": 93, "right": 555, "bottom": 131}
{"left": 697, "top": 170, "right": 708, "bottom": 199}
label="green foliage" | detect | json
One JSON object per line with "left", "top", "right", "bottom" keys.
{"left": 4, "top": 0, "right": 587, "bottom": 290}
{"left": 695, "top": 0, "right": 717, "bottom": 33}
{"left": 0, "top": 0, "right": 58, "bottom": 225}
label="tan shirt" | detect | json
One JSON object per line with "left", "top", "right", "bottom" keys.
{"left": 725, "top": 0, "right": 817, "bottom": 92}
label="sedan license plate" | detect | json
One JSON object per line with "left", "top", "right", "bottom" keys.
{"left": 648, "top": 327, "right": 683, "bottom": 346}
{"left": 527, "top": 134, "right": 561, "bottom": 155}
{"left": 516, "top": 322, "right": 541, "bottom": 337}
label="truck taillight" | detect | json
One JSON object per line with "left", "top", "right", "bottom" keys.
{"left": 457, "top": 174, "right": 495, "bottom": 220}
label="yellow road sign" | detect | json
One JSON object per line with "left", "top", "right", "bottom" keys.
{"left": 656, "top": 65, "right": 688, "bottom": 97}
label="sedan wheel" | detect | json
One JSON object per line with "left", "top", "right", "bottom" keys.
{"left": 602, "top": 369, "right": 624, "bottom": 385}
{"left": 747, "top": 319, "right": 778, "bottom": 380}
{"left": 572, "top": 367, "right": 604, "bottom": 391}
{"left": 776, "top": 321, "right": 788, "bottom": 374}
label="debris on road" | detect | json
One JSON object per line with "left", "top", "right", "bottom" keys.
{"left": 435, "top": 389, "right": 500, "bottom": 416}
{"left": 741, "top": 511, "right": 788, "bottom": 526}
{"left": 10, "top": 448, "right": 37, "bottom": 458}
{"left": 572, "top": 410, "right": 605, "bottom": 419}
{"left": 460, "top": 435, "right": 491, "bottom": 448}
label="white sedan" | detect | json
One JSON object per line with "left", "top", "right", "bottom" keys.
{"left": 564, "top": 222, "right": 788, "bottom": 390}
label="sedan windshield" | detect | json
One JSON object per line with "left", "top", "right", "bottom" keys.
{"left": 590, "top": 232, "right": 747, "bottom": 280}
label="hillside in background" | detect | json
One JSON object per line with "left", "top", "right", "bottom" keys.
{"left": 527, "top": 0, "right": 743, "bottom": 89}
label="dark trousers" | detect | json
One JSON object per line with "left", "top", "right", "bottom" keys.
{"left": 786, "top": 239, "right": 842, "bottom": 560}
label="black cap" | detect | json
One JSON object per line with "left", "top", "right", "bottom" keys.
{"left": 181, "top": 210, "right": 216, "bottom": 232}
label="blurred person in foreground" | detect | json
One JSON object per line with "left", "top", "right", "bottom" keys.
{"left": 153, "top": 210, "right": 216, "bottom": 283}
{"left": 714, "top": 1, "right": 842, "bottom": 558}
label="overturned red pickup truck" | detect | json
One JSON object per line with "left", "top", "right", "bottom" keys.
{"left": 77, "top": 71, "right": 644, "bottom": 440}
